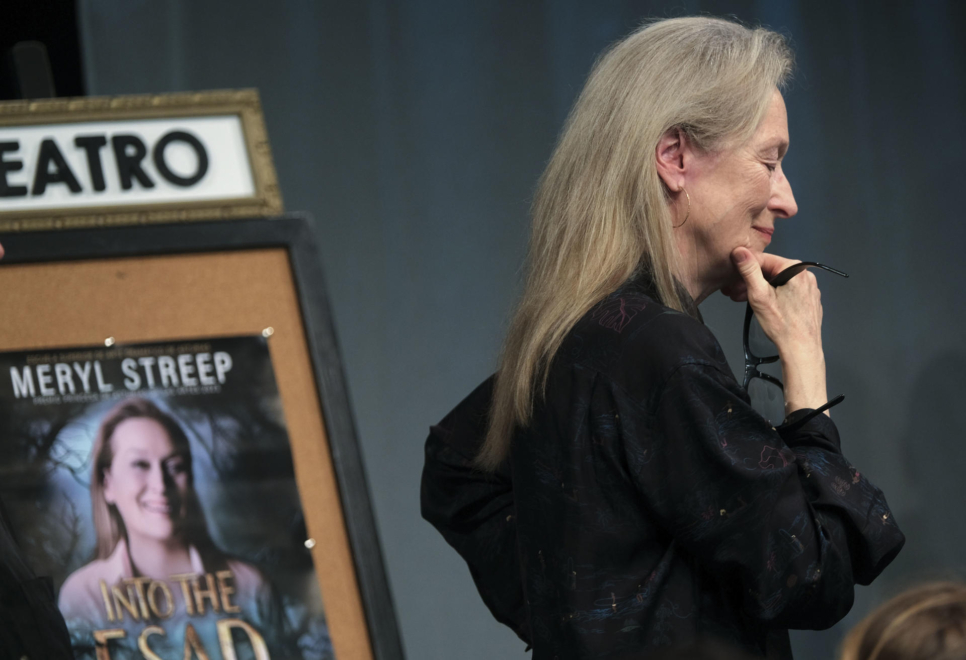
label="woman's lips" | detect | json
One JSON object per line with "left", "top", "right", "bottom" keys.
{"left": 753, "top": 226, "right": 774, "bottom": 243}
{"left": 142, "top": 500, "right": 173, "bottom": 514}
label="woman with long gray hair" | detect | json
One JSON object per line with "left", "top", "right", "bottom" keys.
{"left": 422, "top": 16, "right": 904, "bottom": 659}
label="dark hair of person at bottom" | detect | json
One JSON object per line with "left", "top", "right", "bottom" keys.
{"left": 626, "top": 638, "right": 760, "bottom": 660}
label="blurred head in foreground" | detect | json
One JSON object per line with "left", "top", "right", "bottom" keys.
{"left": 840, "top": 582, "right": 966, "bottom": 660}
{"left": 645, "top": 639, "right": 758, "bottom": 659}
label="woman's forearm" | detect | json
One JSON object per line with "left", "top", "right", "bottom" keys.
{"left": 779, "top": 347, "right": 830, "bottom": 416}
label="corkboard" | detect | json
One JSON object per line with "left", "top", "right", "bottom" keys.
{"left": 0, "top": 248, "right": 373, "bottom": 660}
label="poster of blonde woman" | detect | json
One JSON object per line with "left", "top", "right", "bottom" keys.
{"left": 0, "top": 336, "right": 334, "bottom": 660}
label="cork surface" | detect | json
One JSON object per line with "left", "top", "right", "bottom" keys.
{"left": 0, "top": 248, "right": 372, "bottom": 660}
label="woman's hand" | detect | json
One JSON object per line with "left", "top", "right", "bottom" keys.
{"left": 731, "top": 246, "right": 829, "bottom": 415}
{"left": 0, "top": 241, "right": 4, "bottom": 260}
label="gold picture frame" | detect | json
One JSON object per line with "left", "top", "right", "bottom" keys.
{"left": 0, "top": 89, "right": 283, "bottom": 232}
{"left": 0, "top": 216, "right": 404, "bottom": 660}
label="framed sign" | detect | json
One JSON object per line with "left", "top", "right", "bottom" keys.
{"left": 0, "top": 216, "right": 402, "bottom": 660}
{"left": 0, "top": 89, "right": 283, "bottom": 232}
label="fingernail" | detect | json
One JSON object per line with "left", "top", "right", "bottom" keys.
{"left": 732, "top": 249, "right": 748, "bottom": 264}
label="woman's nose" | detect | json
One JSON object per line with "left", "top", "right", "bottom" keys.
{"left": 771, "top": 170, "right": 798, "bottom": 219}
{"left": 149, "top": 464, "right": 167, "bottom": 491}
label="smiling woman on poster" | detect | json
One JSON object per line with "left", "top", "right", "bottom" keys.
{"left": 58, "top": 397, "right": 286, "bottom": 654}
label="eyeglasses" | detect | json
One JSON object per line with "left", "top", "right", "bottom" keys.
{"left": 743, "top": 261, "right": 848, "bottom": 429}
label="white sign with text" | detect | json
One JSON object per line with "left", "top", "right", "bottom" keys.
{"left": 0, "top": 115, "right": 255, "bottom": 211}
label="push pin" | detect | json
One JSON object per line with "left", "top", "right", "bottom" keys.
{"left": 304, "top": 538, "right": 316, "bottom": 549}
{"left": 262, "top": 327, "right": 275, "bottom": 338}
{"left": 104, "top": 337, "right": 116, "bottom": 347}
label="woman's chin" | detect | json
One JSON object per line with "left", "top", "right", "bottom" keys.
{"left": 130, "top": 521, "right": 181, "bottom": 544}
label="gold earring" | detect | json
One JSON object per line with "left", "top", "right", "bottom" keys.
{"left": 673, "top": 187, "right": 691, "bottom": 228}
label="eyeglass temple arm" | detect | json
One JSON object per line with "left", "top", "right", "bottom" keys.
{"left": 777, "top": 394, "right": 846, "bottom": 432}
{"left": 770, "top": 261, "right": 849, "bottom": 287}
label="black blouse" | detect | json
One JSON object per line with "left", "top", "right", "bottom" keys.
{"left": 421, "top": 273, "right": 904, "bottom": 659}
{"left": 0, "top": 498, "right": 74, "bottom": 659}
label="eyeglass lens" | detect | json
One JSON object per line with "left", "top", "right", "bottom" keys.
{"left": 747, "top": 311, "right": 783, "bottom": 423}
{"left": 747, "top": 313, "right": 778, "bottom": 360}
{"left": 748, "top": 376, "right": 786, "bottom": 427}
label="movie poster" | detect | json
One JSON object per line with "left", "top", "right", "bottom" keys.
{"left": 0, "top": 336, "right": 335, "bottom": 660}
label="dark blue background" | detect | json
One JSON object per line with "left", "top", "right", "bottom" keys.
{"left": 77, "top": 1, "right": 966, "bottom": 657}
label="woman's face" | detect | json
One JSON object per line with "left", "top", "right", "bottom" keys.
{"left": 676, "top": 90, "right": 798, "bottom": 295}
{"left": 102, "top": 417, "right": 190, "bottom": 544}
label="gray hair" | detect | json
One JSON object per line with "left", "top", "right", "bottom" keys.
{"left": 478, "top": 16, "right": 793, "bottom": 469}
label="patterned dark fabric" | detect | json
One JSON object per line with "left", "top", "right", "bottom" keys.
{"left": 421, "top": 272, "right": 905, "bottom": 659}
{"left": 0, "top": 498, "right": 74, "bottom": 660}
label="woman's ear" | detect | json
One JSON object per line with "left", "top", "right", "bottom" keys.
{"left": 655, "top": 127, "right": 688, "bottom": 192}
{"left": 103, "top": 470, "right": 115, "bottom": 505}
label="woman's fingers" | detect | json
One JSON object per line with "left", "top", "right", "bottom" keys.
{"left": 757, "top": 251, "right": 800, "bottom": 281}
{"left": 0, "top": 241, "right": 4, "bottom": 260}
{"left": 723, "top": 250, "right": 794, "bottom": 302}
{"left": 730, "top": 247, "right": 770, "bottom": 305}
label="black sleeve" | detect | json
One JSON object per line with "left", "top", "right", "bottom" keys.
{"left": 420, "top": 377, "right": 530, "bottom": 644}
{"left": 777, "top": 412, "right": 903, "bottom": 586}
{"left": 620, "top": 362, "right": 904, "bottom": 630}
{"left": 0, "top": 497, "right": 74, "bottom": 660}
